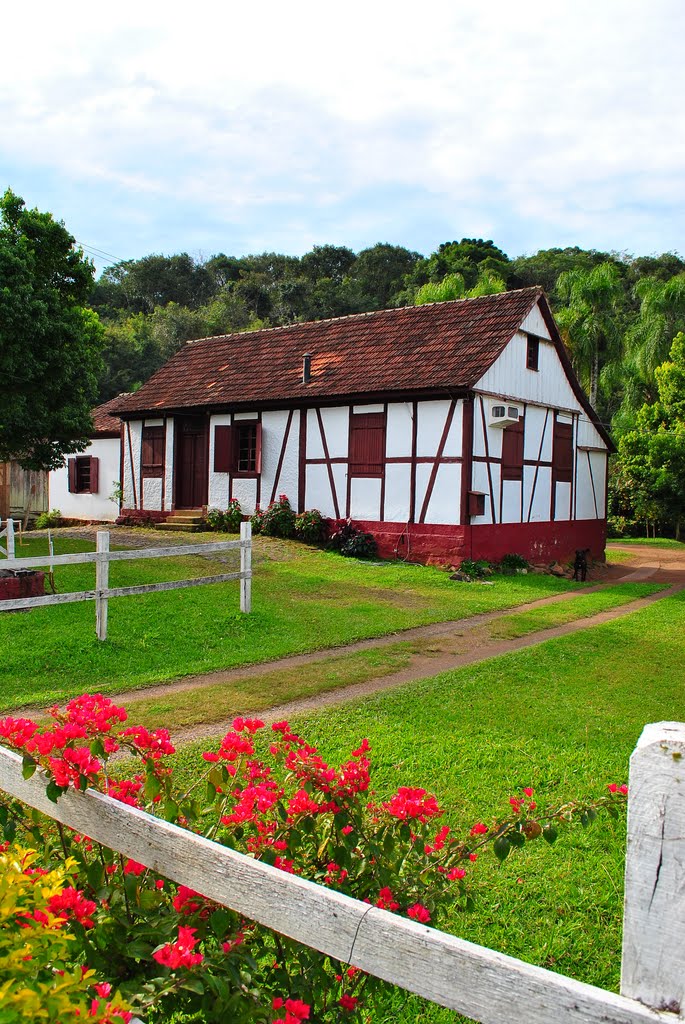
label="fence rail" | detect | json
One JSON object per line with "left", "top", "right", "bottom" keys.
{"left": 0, "top": 517, "right": 15, "bottom": 558}
{"left": 0, "top": 722, "right": 683, "bottom": 1023}
{"left": 0, "top": 522, "right": 252, "bottom": 638}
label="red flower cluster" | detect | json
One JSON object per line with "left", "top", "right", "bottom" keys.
{"left": 374, "top": 886, "right": 399, "bottom": 911}
{"left": 62, "top": 693, "right": 127, "bottom": 735}
{"left": 338, "top": 994, "right": 359, "bottom": 1011}
{"left": 172, "top": 885, "right": 205, "bottom": 915}
{"left": 272, "top": 996, "right": 310, "bottom": 1024}
{"left": 119, "top": 725, "right": 175, "bottom": 759}
{"left": 0, "top": 716, "right": 38, "bottom": 747}
{"left": 48, "top": 747, "right": 103, "bottom": 789}
{"left": 607, "top": 783, "right": 628, "bottom": 795}
{"left": 406, "top": 902, "right": 431, "bottom": 923}
{"left": 383, "top": 787, "right": 442, "bottom": 822}
{"left": 152, "top": 926, "right": 204, "bottom": 969}
{"left": 46, "top": 886, "right": 97, "bottom": 928}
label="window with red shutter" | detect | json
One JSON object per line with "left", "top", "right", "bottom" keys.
{"left": 553, "top": 420, "right": 573, "bottom": 482}
{"left": 142, "top": 426, "right": 165, "bottom": 478}
{"left": 68, "top": 456, "right": 98, "bottom": 493}
{"left": 348, "top": 412, "right": 386, "bottom": 477}
{"left": 215, "top": 422, "right": 261, "bottom": 475}
{"left": 501, "top": 420, "right": 524, "bottom": 481}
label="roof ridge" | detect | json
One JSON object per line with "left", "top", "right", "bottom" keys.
{"left": 184, "top": 286, "right": 544, "bottom": 347}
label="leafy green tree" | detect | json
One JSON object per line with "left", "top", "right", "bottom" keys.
{"left": 300, "top": 244, "right": 356, "bottom": 284}
{"left": 556, "top": 262, "right": 624, "bottom": 408}
{"left": 0, "top": 189, "right": 104, "bottom": 470}
{"left": 617, "top": 333, "right": 685, "bottom": 539}
{"left": 509, "top": 247, "right": 615, "bottom": 302}
{"left": 414, "top": 268, "right": 506, "bottom": 305}
{"left": 98, "top": 314, "right": 163, "bottom": 401}
{"left": 347, "top": 243, "right": 422, "bottom": 309}
{"left": 627, "top": 273, "right": 685, "bottom": 383}
{"left": 92, "top": 253, "right": 215, "bottom": 317}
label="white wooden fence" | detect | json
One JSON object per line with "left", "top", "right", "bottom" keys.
{"left": 0, "top": 721, "right": 683, "bottom": 1023}
{"left": 0, "top": 522, "right": 252, "bottom": 639}
{"left": 0, "top": 517, "right": 15, "bottom": 558}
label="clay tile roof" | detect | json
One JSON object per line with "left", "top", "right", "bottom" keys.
{"left": 112, "top": 288, "right": 545, "bottom": 416}
{"left": 90, "top": 395, "right": 124, "bottom": 436}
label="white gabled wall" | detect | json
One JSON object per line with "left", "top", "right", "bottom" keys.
{"left": 49, "top": 437, "right": 121, "bottom": 522}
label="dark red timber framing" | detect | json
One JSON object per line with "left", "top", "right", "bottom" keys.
{"left": 586, "top": 449, "right": 599, "bottom": 518}
{"left": 126, "top": 422, "right": 138, "bottom": 509}
{"left": 418, "top": 400, "right": 457, "bottom": 524}
{"left": 269, "top": 409, "right": 295, "bottom": 505}
{"left": 379, "top": 403, "right": 387, "bottom": 521}
{"left": 477, "top": 396, "right": 496, "bottom": 523}
{"left": 298, "top": 411, "right": 307, "bottom": 512}
{"left": 525, "top": 408, "right": 550, "bottom": 523}
{"left": 119, "top": 423, "right": 125, "bottom": 514}
{"left": 459, "top": 397, "right": 474, "bottom": 530}
{"left": 315, "top": 409, "right": 341, "bottom": 519}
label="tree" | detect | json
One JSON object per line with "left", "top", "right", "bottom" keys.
{"left": 509, "top": 247, "right": 614, "bottom": 302}
{"left": 627, "top": 273, "right": 685, "bottom": 383}
{"left": 0, "top": 189, "right": 104, "bottom": 470}
{"left": 617, "top": 333, "right": 685, "bottom": 539}
{"left": 347, "top": 243, "right": 422, "bottom": 309}
{"left": 556, "top": 262, "right": 624, "bottom": 408}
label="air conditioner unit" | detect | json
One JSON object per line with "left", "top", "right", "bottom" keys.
{"left": 489, "top": 403, "right": 521, "bottom": 428}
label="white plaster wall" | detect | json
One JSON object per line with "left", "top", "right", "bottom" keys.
{"left": 350, "top": 477, "right": 382, "bottom": 520}
{"left": 555, "top": 481, "right": 572, "bottom": 521}
{"left": 305, "top": 464, "right": 337, "bottom": 519}
{"left": 422, "top": 463, "right": 461, "bottom": 525}
{"left": 208, "top": 413, "right": 232, "bottom": 510}
{"left": 384, "top": 464, "right": 411, "bottom": 522}
{"left": 524, "top": 406, "right": 553, "bottom": 462}
{"left": 123, "top": 421, "right": 142, "bottom": 508}
{"left": 261, "top": 410, "right": 300, "bottom": 509}
{"left": 416, "top": 401, "right": 462, "bottom": 458}
{"left": 576, "top": 450, "right": 606, "bottom": 519}
{"left": 524, "top": 465, "right": 552, "bottom": 523}
{"left": 501, "top": 480, "right": 522, "bottom": 524}
{"left": 49, "top": 437, "right": 121, "bottom": 521}
{"left": 576, "top": 416, "right": 606, "bottom": 450}
{"left": 163, "top": 418, "right": 174, "bottom": 511}
{"left": 232, "top": 477, "right": 258, "bottom": 513}
{"left": 520, "top": 304, "right": 552, "bottom": 340}
{"left": 353, "top": 403, "right": 384, "bottom": 414}
{"left": 142, "top": 477, "right": 163, "bottom": 511}
{"left": 307, "top": 407, "right": 349, "bottom": 459}
{"left": 386, "top": 403, "right": 413, "bottom": 458}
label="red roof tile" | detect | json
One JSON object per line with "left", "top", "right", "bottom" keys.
{"left": 91, "top": 396, "right": 123, "bottom": 436}
{"left": 113, "top": 289, "right": 545, "bottom": 415}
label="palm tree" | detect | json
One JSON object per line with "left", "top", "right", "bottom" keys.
{"left": 627, "top": 273, "right": 685, "bottom": 383}
{"left": 556, "top": 262, "right": 624, "bottom": 408}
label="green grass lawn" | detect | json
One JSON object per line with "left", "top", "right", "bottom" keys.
{"left": 607, "top": 536, "right": 685, "bottom": 549}
{"left": 166, "top": 588, "right": 685, "bottom": 1023}
{"left": 0, "top": 534, "right": 578, "bottom": 712}
{"left": 122, "top": 582, "right": 663, "bottom": 733}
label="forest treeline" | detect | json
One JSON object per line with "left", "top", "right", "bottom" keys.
{"left": 90, "top": 238, "right": 685, "bottom": 538}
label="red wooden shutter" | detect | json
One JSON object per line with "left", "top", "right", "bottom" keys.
{"left": 68, "top": 458, "right": 76, "bottom": 493}
{"left": 214, "top": 425, "right": 234, "bottom": 473}
{"left": 501, "top": 421, "right": 524, "bottom": 481}
{"left": 553, "top": 421, "right": 573, "bottom": 482}
{"left": 254, "top": 422, "right": 262, "bottom": 475}
{"left": 349, "top": 413, "right": 386, "bottom": 477}
{"left": 89, "top": 457, "right": 99, "bottom": 494}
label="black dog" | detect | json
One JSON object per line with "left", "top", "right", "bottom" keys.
{"left": 572, "top": 548, "right": 591, "bottom": 581}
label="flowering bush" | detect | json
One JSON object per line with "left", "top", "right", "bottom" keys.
{"left": 261, "top": 495, "right": 296, "bottom": 538}
{"left": 204, "top": 499, "right": 243, "bottom": 533}
{"left": 293, "top": 508, "right": 328, "bottom": 545}
{"left": 0, "top": 695, "right": 628, "bottom": 1023}
{"left": 0, "top": 844, "right": 132, "bottom": 1023}
{"left": 250, "top": 505, "right": 265, "bottom": 535}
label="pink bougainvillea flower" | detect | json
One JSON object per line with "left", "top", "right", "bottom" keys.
{"left": 406, "top": 903, "right": 431, "bottom": 923}
{"left": 152, "top": 926, "right": 203, "bottom": 969}
{"left": 338, "top": 994, "right": 359, "bottom": 1011}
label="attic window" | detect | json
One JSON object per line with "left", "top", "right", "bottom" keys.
{"left": 526, "top": 335, "right": 539, "bottom": 371}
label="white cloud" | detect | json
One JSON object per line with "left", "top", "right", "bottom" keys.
{"left": 3, "top": 0, "right": 684, "bottom": 262}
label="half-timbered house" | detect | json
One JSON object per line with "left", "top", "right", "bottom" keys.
{"left": 48, "top": 397, "right": 123, "bottom": 522}
{"left": 112, "top": 287, "right": 613, "bottom": 564}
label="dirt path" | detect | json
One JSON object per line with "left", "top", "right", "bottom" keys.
{"left": 113, "top": 542, "right": 684, "bottom": 746}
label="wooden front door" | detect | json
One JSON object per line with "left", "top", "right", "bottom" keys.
{"left": 175, "top": 416, "right": 208, "bottom": 508}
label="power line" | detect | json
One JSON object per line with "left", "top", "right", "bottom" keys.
{"left": 77, "top": 241, "right": 127, "bottom": 264}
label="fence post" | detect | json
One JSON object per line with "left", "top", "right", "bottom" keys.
{"left": 240, "top": 520, "right": 252, "bottom": 614}
{"left": 95, "top": 530, "right": 110, "bottom": 641}
{"left": 621, "top": 721, "right": 685, "bottom": 1014}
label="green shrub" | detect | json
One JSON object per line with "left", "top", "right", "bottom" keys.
{"left": 459, "top": 558, "right": 491, "bottom": 579}
{"left": 250, "top": 506, "right": 264, "bottom": 535}
{"left": 261, "top": 495, "right": 296, "bottom": 538}
{"left": 498, "top": 553, "right": 529, "bottom": 573}
{"left": 294, "top": 508, "right": 328, "bottom": 544}
{"left": 204, "top": 499, "right": 243, "bottom": 533}
{"left": 328, "top": 521, "right": 378, "bottom": 559}
{"left": 34, "top": 509, "right": 62, "bottom": 530}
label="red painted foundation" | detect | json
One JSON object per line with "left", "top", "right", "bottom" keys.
{"left": 351, "top": 519, "right": 607, "bottom": 566}
{"left": 117, "top": 509, "right": 170, "bottom": 526}
{"left": 0, "top": 571, "right": 45, "bottom": 601}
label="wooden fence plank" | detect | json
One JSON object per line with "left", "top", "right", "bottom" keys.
{"left": 0, "top": 574, "right": 245, "bottom": 611}
{"left": 0, "top": 590, "right": 97, "bottom": 611}
{"left": 0, "top": 745, "right": 672, "bottom": 1024}
{"left": 240, "top": 521, "right": 252, "bottom": 613}
{"left": 96, "top": 530, "right": 109, "bottom": 641}
{"left": 621, "top": 721, "right": 685, "bottom": 1015}
{"left": 0, "top": 539, "right": 244, "bottom": 571}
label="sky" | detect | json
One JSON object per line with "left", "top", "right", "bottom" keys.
{"left": 2, "top": 0, "right": 683, "bottom": 274}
